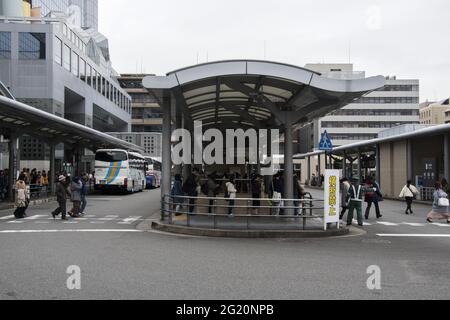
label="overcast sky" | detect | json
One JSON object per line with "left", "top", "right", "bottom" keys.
{"left": 99, "top": 0, "right": 450, "bottom": 102}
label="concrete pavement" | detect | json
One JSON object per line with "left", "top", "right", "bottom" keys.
{"left": 0, "top": 188, "right": 449, "bottom": 300}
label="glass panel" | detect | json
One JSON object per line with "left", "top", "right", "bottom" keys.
{"left": 71, "top": 51, "right": 79, "bottom": 76}
{"left": 19, "top": 32, "right": 46, "bottom": 60}
{"left": 63, "top": 44, "right": 71, "bottom": 71}
{"left": 0, "top": 32, "right": 11, "bottom": 59}
{"left": 54, "top": 36, "right": 62, "bottom": 65}
{"left": 87, "top": 64, "right": 92, "bottom": 86}
{"left": 79, "top": 58, "right": 86, "bottom": 80}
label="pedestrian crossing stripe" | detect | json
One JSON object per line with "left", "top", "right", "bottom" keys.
{"left": 0, "top": 215, "right": 14, "bottom": 220}
{"left": 118, "top": 216, "right": 142, "bottom": 224}
{"left": 377, "top": 222, "right": 399, "bottom": 226}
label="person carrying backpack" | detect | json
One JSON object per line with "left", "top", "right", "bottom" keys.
{"left": 182, "top": 174, "right": 198, "bottom": 214}
{"left": 399, "top": 180, "right": 419, "bottom": 215}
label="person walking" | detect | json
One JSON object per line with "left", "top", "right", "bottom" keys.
{"left": 52, "top": 175, "right": 71, "bottom": 220}
{"left": 68, "top": 176, "right": 83, "bottom": 218}
{"left": 251, "top": 174, "right": 262, "bottom": 214}
{"left": 347, "top": 179, "right": 364, "bottom": 227}
{"left": 206, "top": 173, "right": 219, "bottom": 214}
{"left": 340, "top": 178, "right": 351, "bottom": 220}
{"left": 399, "top": 180, "right": 419, "bottom": 215}
{"left": 80, "top": 174, "right": 89, "bottom": 215}
{"left": 182, "top": 174, "right": 198, "bottom": 214}
{"left": 170, "top": 174, "right": 184, "bottom": 215}
{"left": 271, "top": 172, "right": 284, "bottom": 215}
{"left": 225, "top": 176, "right": 237, "bottom": 216}
{"left": 14, "top": 176, "right": 29, "bottom": 219}
{"left": 364, "top": 178, "right": 383, "bottom": 219}
{"left": 426, "top": 182, "right": 450, "bottom": 224}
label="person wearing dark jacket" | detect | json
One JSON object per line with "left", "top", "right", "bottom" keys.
{"left": 69, "top": 176, "right": 83, "bottom": 218}
{"left": 52, "top": 175, "right": 71, "bottom": 220}
{"left": 251, "top": 175, "right": 262, "bottom": 214}
{"left": 182, "top": 174, "right": 198, "bottom": 214}
{"left": 364, "top": 178, "right": 383, "bottom": 219}
{"left": 80, "top": 174, "right": 89, "bottom": 215}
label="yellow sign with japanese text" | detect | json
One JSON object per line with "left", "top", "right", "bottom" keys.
{"left": 324, "top": 170, "right": 340, "bottom": 230}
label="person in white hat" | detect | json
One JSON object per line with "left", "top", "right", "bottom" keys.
{"left": 51, "top": 175, "right": 71, "bottom": 220}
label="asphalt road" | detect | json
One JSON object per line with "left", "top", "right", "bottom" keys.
{"left": 0, "top": 188, "right": 449, "bottom": 300}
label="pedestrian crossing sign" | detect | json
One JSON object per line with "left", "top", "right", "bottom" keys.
{"left": 319, "top": 130, "right": 333, "bottom": 151}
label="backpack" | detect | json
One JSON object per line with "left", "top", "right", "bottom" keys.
{"left": 201, "top": 182, "right": 209, "bottom": 195}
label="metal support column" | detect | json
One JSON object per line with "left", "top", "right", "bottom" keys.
{"left": 8, "top": 133, "right": 20, "bottom": 202}
{"left": 357, "top": 149, "right": 362, "bottom": 185}
{"left": 318, "top": 154, "right": 322, "bottom": 185}
{"left": 307, "top": 156, "right": 311, "bottom": 185}
{"left": 376, "top": 144, "right": 381, "bottom": 184}
{"left": 343, "top": 151, "right": 347, "bottom": 178}
{"left": 161, "top": 96, "right": 172, "bottom": 219}
{"left": 283, "top": 118, "right": 294, "bottom": 215}
{"left": 444, "top": 135, "right": 450, "bottom": 183}
{"left": 49, "top": 143, "right": 56, "bottom": 195}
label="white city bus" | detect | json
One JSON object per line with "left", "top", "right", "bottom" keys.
{"left": 95, "top": 149, "right": 147, "bottom": 193}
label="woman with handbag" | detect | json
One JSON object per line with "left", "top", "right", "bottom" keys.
{"left": 426, "top": 181, "right": 450, "bottom": 224}
{"left": 399, "top": 180, "right": 419, "bottom": 215}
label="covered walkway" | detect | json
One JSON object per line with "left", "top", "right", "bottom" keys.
{"left": 0, "top": 93, "right": 143, "bottom": 201}
{"left": 143, "top": 60, "right": 385, "bottom": 216}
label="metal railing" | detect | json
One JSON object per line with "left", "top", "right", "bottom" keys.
{"left": 420, "top": 187, "right": 435, "bottom": 202}
{"left": 161, "top": 192, "right": 325, "bottom": 230}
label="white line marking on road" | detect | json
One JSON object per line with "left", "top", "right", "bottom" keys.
{"left": 0, "top": 215, "right": 14, "bottom": 220}
{"left": 378, "top": 234, "right": 450, "bottom": 238}
{"left": 401, "top": 222, "right": 426, "bottom": 227}
{"left": 432, "top": 223, "right": 450, "bottom": 227}
{"left": 377, "top": 222, "right": 399, "bottom": 226}
{"left": 85, "top": 215, "right": 96, "bottom": 218}
{"left": 24, "top": 215, "right": 48, "bottom": 220}
{"left": 63, "top": 221, "right": 78, "bottom": 224}
{"left": 352, "top": 220, "right": 372, "bottom": 226}
{"left": 76, "top": 218, "right": 88, "bottom": 221}
{"left": 106, "top": 215, "right": 119, "bottom": 218}
{"left": 7, "top": 220, "right": 24, "bottom": 224}
{"left": 35, "top": 221, "right": 50, "bottom": 224}
{"left": 0, "top": 229, "right": 144, "bottom": 234}
{"left": 118, "top": 216, "right": 142, "bottom": 224}
{"left": 90, "top": 221, "right": 105, "bottom": 224}
{"left": 98, "top": 218, "right": 114, "bottom": 221}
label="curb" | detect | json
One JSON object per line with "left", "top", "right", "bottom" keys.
{"left": 151, "top": 221, "right": 349, "bottom": 239}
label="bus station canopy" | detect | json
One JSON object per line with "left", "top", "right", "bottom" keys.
{"left": 143, "top": 60, "right": 386, "bottom": 131}
{"left": 0, "top": 95, "right": 143, "bottom": 153}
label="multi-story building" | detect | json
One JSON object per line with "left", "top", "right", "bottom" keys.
{"left": 118, "top": 74, "right": 162, "bottom": 133}
{"left": 107, "top": 132, "right": 162, "bottom": 158}
{"left": 297, "top": 63, "right": 420, "bottom": 153}
{"left": 0, "top": 0, "right": 131, "bottom": 171}
{"left": 110, "top": 74, "right": 162, "bottom": 158}
{"left": 1, "top": 0, "right": 100, "bottom": 31}
{"left": 420, "top": 99, "right": 450, "bottom": 125}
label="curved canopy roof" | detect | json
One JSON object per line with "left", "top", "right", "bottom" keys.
{"left": 143, "top": 60, "right": 386, "bottom": 130}
{"left": 0, "top": 95, "right": 144, "bottom": 153}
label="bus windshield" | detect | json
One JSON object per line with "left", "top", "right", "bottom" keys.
{"left": 95, "top": 151, "right": 128, "bottom": 162}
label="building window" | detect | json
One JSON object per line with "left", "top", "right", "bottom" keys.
{"left": 19, "top": 32, "right": 46, "bottom": 60}
{"left": 54, "top": 36, "right": 62, "bottom": 65}
{"left": 0, "top": 31, "right": 11, "bottom": 59}
{"left": 0, "top": 32, "right": 11, "bottom": 59}
{"left": 63, "top": 44, "right": 71, "bottom": 71}
{"left": 71, "top": 51, "right": 79, "bottom": 76}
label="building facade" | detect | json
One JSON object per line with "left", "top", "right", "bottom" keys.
{"left": 420, "top": 99, "right": 450, "bottom": 125}
{"left": 0, "top": 1, "right": 130, "bottom": 171}
{"left": 0, "top": 0, "right": 98, "bottom": 30}
{"left": 118, "top": 74, "right": 163, "bottom": 133}
{"left": 297, "top": 63, "right": 420, "bottom": 152}
{"left": 107, "top": 132, "right": 162, "bottom": 158}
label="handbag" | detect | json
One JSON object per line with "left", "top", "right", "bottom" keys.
{"left": 407, "top": 186, "right": 417, "bottom": 200}
{"left": 438, "top": 197, "right": 449, "bottom": 207}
